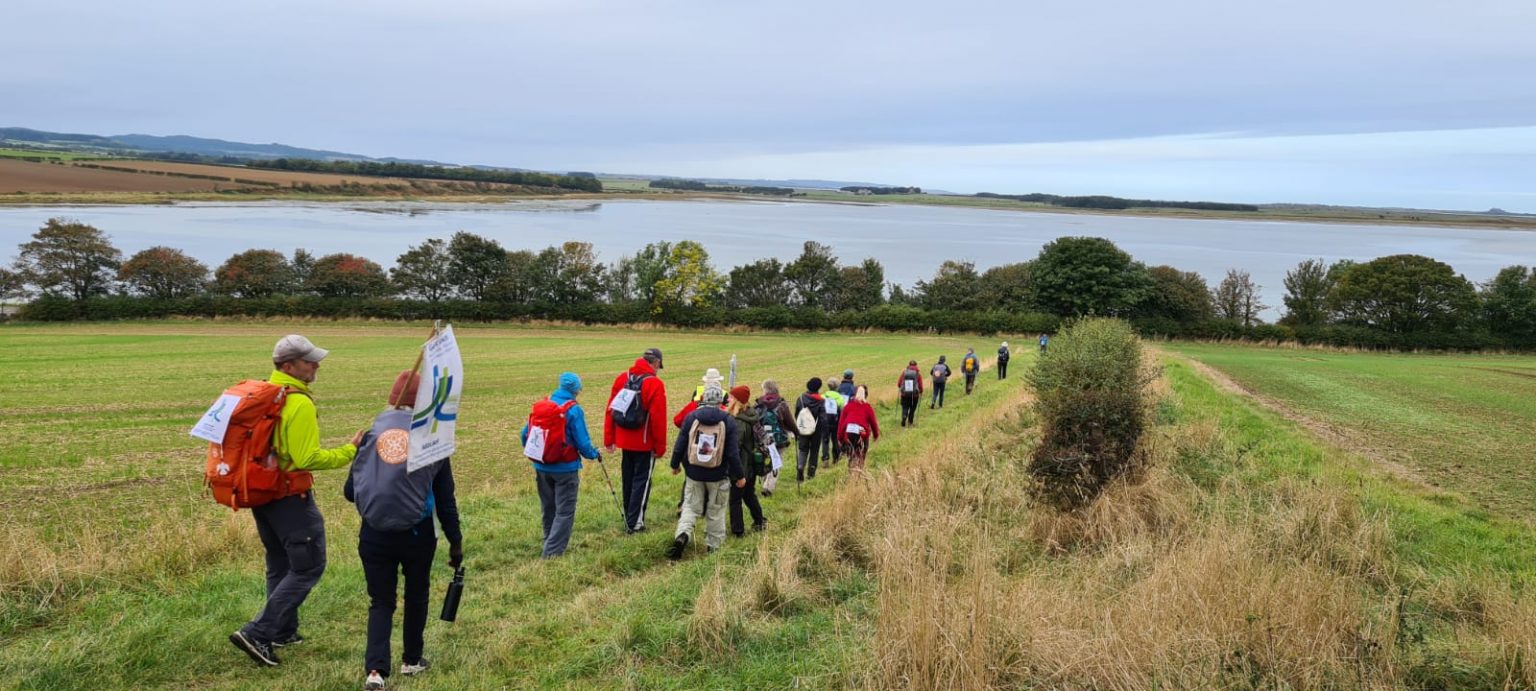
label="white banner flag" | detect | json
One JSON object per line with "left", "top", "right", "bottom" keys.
{"left": 190, "top": 392, "right": 243, "bottom": 443}
{"left": 409, "top": 325, "right": 463, "bottom": 472}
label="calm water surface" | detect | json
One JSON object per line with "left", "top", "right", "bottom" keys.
{"left": 2, "top": 199, "right": 1532, "bottom": 317}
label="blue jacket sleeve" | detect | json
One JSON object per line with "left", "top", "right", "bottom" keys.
{"left": 520, "top": 422, "right": 529, "bottom": 446}
{"left": 565, "top": 405, "right": 601, "bottom": 459}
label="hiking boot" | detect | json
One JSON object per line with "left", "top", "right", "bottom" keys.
{"left": 400, "top": 658, "right": 430, "bottom": 676}
{"left": 667, "top": 533, "right": 689, "bottom": 560}
{"left": 752, "top": 520, "right": 767, "bottom": 532}
{"left": 230, "top": 630, "right": 279, "bottom": 667}
{"left": 273, "top": 633, "right": 304, "bottom": 648}
{"left": 364, "top": 670, "right": 386, "bottom": 690}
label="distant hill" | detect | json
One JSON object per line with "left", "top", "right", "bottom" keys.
{"left": 0, "top": 127, "right": 439, "bottom": 165}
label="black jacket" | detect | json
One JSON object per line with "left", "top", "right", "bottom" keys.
{"left": 670, "top": 406, "right": 743, "bottom": 482}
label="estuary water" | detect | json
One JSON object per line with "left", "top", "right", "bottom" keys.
{"left": 2, "top": 199, "right": 1532, "bottom": 317}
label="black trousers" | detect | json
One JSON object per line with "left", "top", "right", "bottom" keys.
{"left": 358, "top": 527, "right": 436, "bottom": 675}
{"left": 619, "top": 449, "right": 655, "bottom": 531}
{"left": 729, "top": 470, "right": 765, "bottom": 535}
{"left": 819, "top": 420, "right": 841, "bottom": 461}
{"left": 900, "top": 395, "right": 918, "bottom": 426}
{"left": 244, "top": 492, "right": 326, "bottom": 643}
{"left": 931, "top": 381, "right": 947, "bottom": 408}
{"left": 964, "top": 373, "right": 976, "bottom": 394}
{"left": 997, "top": 359, "right": 1009, "bottom": 379}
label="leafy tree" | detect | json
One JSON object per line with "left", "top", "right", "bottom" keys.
{"left": 535, "top": 241, "right": 606, "bottom": 304}
{"left": 887, "top": 283, "right": 915, "bottom": 306}
{"left": 1482, "top": 266, "right": 1536, "bottom": 345}
{"left": 118, "top": 246, "right": 209, "bottom": 299}
{"left": 1211, "top": 269, "right": 1267, "bottom": 326}
{"left": 215, "top": 249, "right": 294, "bottom": 298}
{"left": 492, "top": 250, "right": 540, "bottom": 303}
{"left": 1329, "top": 254, "right": 1476, "bottom": 333}
{"left": 1140, "top": 265, "right": 1213, "bottom": 323}
{"left": 784, "top": 241, "right": 839, "bottom": 310}
{"left": 1031, "top": 237, "right": 1151, "bottom": 317}
{"left": 446, "top": 231, "right": 510, "bottom": 301}
{"left": 290, "top": 248, "right": 317, "bottom": 296}
{"left": 915, "top": 260, "right": 982, "bottom": 311}
{"left": 392, "top": 238, "right": 454, "bottom": 302}
{"left": 726, "top": 258, "right": 791, "bottom": 309}
{"left": 1280, "top": 259, "right": 1338, "bottom": 326}
{"left": 830, "top": 258, "right": 886, "bottom": 312}
{"left": 0, "top": 267, "right": 27, "bottom": 302}
{"left": 651, "top": 240, "right": 724, "bottom": 313}
{"left": 307, "top": 253, "right": 391, "bottom": 297}
{"left": 13, "top": 218, "right": 122, "bottom": 300}
{"left": 977, "top": 262, "right": 1034, "bottom": 311}
{"left": 618, "top": 242, "right": 674, "bottom": 307}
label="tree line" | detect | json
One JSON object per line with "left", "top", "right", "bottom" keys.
{"left": 976, "top": 192, "right": 1260, "bottom": 212}
{"left": 647, "top": 179, "right": 798, "bottom": 196}
{"left": 249, "top": 159, "right": 603, "bottom": 192}
{"left": 4, "top": 218, "right": 1532, "bottom": 350}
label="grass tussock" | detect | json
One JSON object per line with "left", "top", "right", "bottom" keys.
{"left": 687, "top": 565, "right": 743, "bottom": 658}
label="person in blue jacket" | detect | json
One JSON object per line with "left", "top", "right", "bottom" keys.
{"left": 521, "top": 372, "right": 602, "bottom": 558}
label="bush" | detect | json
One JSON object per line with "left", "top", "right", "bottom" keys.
{"left": 1028, "top": 318, "right": 1150, "bottom": 510}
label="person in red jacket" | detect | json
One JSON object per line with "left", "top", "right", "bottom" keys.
{"left": 603, "top": 347, "right": 669, "bottom": 534}
{"left": 896, "top": 360, "right": 924, "bottom": 428}
{"left": 837, "top": 385, "right": 880, "bottom": 475}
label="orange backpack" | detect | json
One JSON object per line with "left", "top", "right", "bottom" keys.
{"left": 204, "top": 380, "right": 315, "bottom": 509}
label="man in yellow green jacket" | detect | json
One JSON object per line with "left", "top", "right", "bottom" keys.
{"left": 231, "top": 334, "right": 362, "bottom": 668}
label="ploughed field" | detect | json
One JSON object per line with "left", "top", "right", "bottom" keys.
{"left": 0, "top": 158, "right": 559, "bottom": 196}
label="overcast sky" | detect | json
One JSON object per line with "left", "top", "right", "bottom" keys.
{"left": 5, "top": 0, "right": 1534, "bottom": 210}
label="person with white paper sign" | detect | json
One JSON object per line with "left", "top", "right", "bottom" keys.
{"left": 521, "top": 372, "right": 603, "bottom": 558}
{"left": 667, "top": 385, "right": 744, "bottom": 559}
{"left": 837, "top": 385, "right": 881, "bottom": 475}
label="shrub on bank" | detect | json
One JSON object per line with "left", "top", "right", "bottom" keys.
{"left": 1028, "top": 318, "right": 1151, "bottom": 510}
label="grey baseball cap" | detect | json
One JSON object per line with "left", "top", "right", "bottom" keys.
{"left": 643, "top": 347, "right": 664, "bottom": 369}
{"left": 273, "top": 334, "right": 330, "bottom": 363}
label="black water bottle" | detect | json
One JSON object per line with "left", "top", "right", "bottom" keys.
{"left": 440, "top": 567, "right": 465, "bottom": 622}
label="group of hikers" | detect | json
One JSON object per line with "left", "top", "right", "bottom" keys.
{"left": 222, "top": 333, "right": 1017, "bottom": 689}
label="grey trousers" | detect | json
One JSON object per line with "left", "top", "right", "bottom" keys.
{"left": 244, "top": 492, "right": 327, "bottom": 642}
{"left": 536, "top": 470, "right": 580, "bottom": 558}
{"left": 676, "top": 478, "right": 730, "bottom": 550}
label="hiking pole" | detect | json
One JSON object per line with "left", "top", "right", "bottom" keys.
{"left": 594, "top": 455, "right": 625, "bottom": 527}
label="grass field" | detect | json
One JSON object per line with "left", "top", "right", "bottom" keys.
{"left": 1165, "top": 342, "right": 1536, "bottom": 524}
{"left": 0, "top": 322, "right": 1017, "bottom": 689}
{"left": 4, "top": 323, "right": 1535, "bottom": 689}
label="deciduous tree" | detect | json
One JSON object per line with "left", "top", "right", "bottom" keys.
{"left": 915, "top": 260, "right": 982, "bottom": 311}
{"left": 1280, "top": 258, "right": 1336, "bottom": 326}
{"left": 446, "top": 231, "right": 510, "bottom": 301}
{"left": 784, "top": 241, "right": 839, "bottom": 310}
{"left": 392, "top": 238, "right": 454, "bottom": 302}
{"left": 307, "top": 253, "right": 391, "bottom": 297}
{"left": 1139, "top": 265, "right": 1213, "bottom": 323}
{"left": 726, "top": 258, "right": 791, "bottom": 309}
{"left": 1212, "top": 269, "right": 1267, "bottom": 326}
{"left": 1031, "top": 237, "right": 1151, "bottom": 317}
{"left": 652, "top": 240, "right": 723, "bottom": 313}
{"left": 1329, "top": 255, "right": 1475, "bottom": 333}
{"left": 13, "top": 218, "right": 122, "bottom": 300}
{"left": 1481, "top": 266, "right": 1536, "bottom": 345}
{"left": 118, "top": 246, "right": 209, "bottom": 299}
{"left": 215, "top": 249, "right": 294, "bottom": 298}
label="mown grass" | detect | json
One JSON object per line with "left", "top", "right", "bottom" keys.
{"left": 0, "top": 321, "right": 1021, "bottom": 689}
{"left": 1165, "top": 342, "right": 1536, "bottom": 524}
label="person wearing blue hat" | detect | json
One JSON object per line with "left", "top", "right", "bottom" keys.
{"left": 522, "top": 372, "right": 602, "bottom": 558}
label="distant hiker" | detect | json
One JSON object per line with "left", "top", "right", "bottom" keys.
{"left": 961, "top": 348, "right": 980, "bottom": 395}
{"left": 793, "top": 378, "right": 826, "bottom": 482}
{"left": 667, "top": 385, "right": 744, "bottom": 559}
{"left": 997, "top": 341, "right": 1011, "bottom": 380}
{"left": 837, "top": 385, "right": 880, "bottom": 475}
{"left": 346, "top": 370, "right": 463, "bottom": 690}
{"left": 603, "top": 347, "right": 668, "bottom": 534}
{"left": 821, "top": 373, "right": 848, "bottom": 465}
{"left": 672, "top": 368, "right": 726, "bottom": 429}
{"left": 726, "top": 385, "right": 768, "bottom": 536}
{"left": 1039, "top": 333, "right": 1049, "bottom": 354}
{"left": 230, "top": 334, "right": 363, "bottom": 668}
{"left": 521, "top": 372, "right": 602, "bottom": 558}
{"left": 754, "top": 379, "right": 795, "bottom": 496}
{"left": 897, "top": 360, "right": 923, "bottom": 427}
{"left": 837, "top": 369, "right": 856, "bottom": 398}
{"left": 930, "top": 356, "right": 951, "bottom": 409}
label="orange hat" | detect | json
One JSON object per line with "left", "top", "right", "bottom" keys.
{"left": 389, "top": 370, "right": 421, "bottom": 408}
{"left": 730, "top": 385, "right": 751, "bottom": 405}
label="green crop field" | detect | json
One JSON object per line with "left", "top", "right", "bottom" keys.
{"left": 1164, "top": 342, "right": 1536, "bottom": 524}
{"left": 0, "top": 322, "right": 1022, "bottom": 689}
{"left": 0, "top": 148, "right": 96, "bottom": 161}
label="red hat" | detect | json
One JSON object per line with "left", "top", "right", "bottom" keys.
{"left": 389, "top": 370, "right": 421, "bottom": 408}
{"left": 729, "top": 385, "right": 751, "bottom": 405}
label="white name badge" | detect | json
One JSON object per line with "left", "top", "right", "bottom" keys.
{"left": 190, "top": 393, "right": 243, "bottom": 444}
{"left": 524, "top": 426, "right": 547, "bottom": 460}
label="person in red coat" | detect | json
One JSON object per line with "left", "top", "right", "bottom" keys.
{"left": 603, "top": 348, "right": 669, "bottom": 533}
{"left": 837, "top": 385, "right": 880, "bottom": 474}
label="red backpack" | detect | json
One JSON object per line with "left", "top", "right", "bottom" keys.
{"left": 203, "top": 380, "right": 314, "bottom": 510}
{"left": 525, "top": 399, "right": 580, "bottom": 463}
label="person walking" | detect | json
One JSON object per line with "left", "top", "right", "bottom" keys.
{"left": 667, "top": 385, "right": 744, "bottom": 559}
{"left": 821, "top": 373, "right": 848, "bottom": 465}
{"left": 930, "top": 356, "right": 952, "bottom": 409}
{"left": 230, "top": 334, "right": 363, "bottom": 668}
{"left": 897, "top": 360, "right": 923, "bottom": 427}
{"left": 346, "top": 370, "right": 463, "bottom": 691}
{"left": 1039, "top": 333, "right": 1050, "bottom": 354}
{"left": 603, "top": 347, "right": 668, "bottom": 534}
{"left": 837, "top": 385, "right": 880, "bottom": 476}
{"left": 996, "top": 341, "right": 1011, "bottom": 380}
{"left": 755, "top": 380, "right": 795, "bottom": 496}
{"left": 961, "top": 348, "right": 980, "bottom": 395}
{"left": 837, "top": 369, "right": 856, "bottom": 398}
{"left": 793, "top": 378, "right": 826, "bottom": 482}
{"left": 521, "top": 372, "right": 602, "bottom": 558}
{"left": 726, "top": 385, "right": 767, "bottom": 536}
